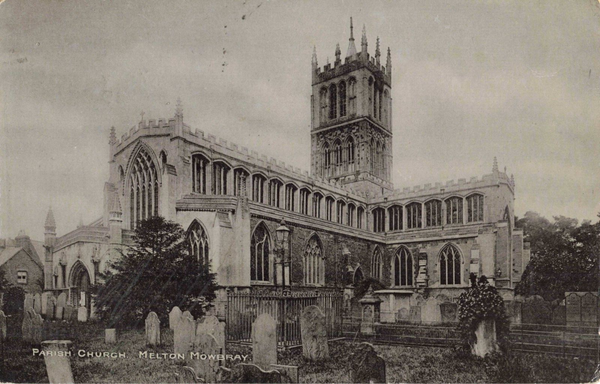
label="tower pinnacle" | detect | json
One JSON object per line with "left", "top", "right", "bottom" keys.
{"left": 386, "top": 47, "right": 392, "bottom": 74}
{"left": 312, "top": 46, "right": 318, "bottom": 67}
{"left": 346, "top": 17, "right": 357, "bottom": 57}
{"left": 109, "top": 126, "right": 116, "bottom": 145}
{"left": 335, "top": 43, "right": 341, "bottom": 64}
{"left": 492, "top": 157, "right": 499, "bottom": 174}
{"left": 44, "top": 206, "right": 56, "bottom": 231}
{"left": 175, "top": 98, "right": 183, "bottom": 119}
{"left": 375, "top": 36, "right": 381, "bottom": 65}
{"left": 361, "top": 24, "right": 368, "bottom": 54}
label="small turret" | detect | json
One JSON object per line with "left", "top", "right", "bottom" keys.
{"left": 334, "top": 43, "right": 341, "bottom": 65}
{"left": 361, "top": 25, "right": 368, "bottom": 55}
{"left": 492, "top": 157, "right": 499, "bottom": 174}
{"left": 44, "top": 207, "right": 56, "bottom": 247}
{"left": 375, "top": 37, "right": 381, "bottom": 66}
{"left": 346, "top": 17, "right": 357, "bottom": 57}
{"left": 174, "top": 98, "right": 184, "bottom": 137}
{"left": 386, "top": 47, "right": 392, "bottom": 75}
{"left": 312, "top": 46, "right": 318, "bottom": 69}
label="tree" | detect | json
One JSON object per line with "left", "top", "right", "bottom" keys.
{"left": 92, "top": 216, "right": 218, "bottom": 327}
{"left": 515, "top": 211, "right": 599, "bottom": 300}
{"left": 0, "top": 268, "right": 9, "bottom": 292}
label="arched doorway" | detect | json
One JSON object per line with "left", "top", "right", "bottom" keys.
{"left": 69, "top": 261, "right": 91, "bottom": 314}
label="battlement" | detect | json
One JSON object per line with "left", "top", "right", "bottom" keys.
{"left": 313, "top": 52, "right": 391, "bottom": 86}
{"left": 113, "top": 115, "right": 180, "bottom": 151}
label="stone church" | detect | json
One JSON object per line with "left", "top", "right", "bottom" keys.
{"left": 41, "top": 20, "right": 529, "bottom": 323}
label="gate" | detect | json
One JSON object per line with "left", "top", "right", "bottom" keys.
{"left": 226, "top": 290, "right": 343, "bottom": 347}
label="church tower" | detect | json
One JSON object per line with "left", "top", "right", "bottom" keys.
{"left": 310, "top": 19, "right": 393, "bottom": 196}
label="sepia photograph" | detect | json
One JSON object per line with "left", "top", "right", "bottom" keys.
{"left": 1, "top": 0, "right": 599, "bottom": 382}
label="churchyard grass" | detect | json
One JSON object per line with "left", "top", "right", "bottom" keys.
{"left": 1, "top": 321, "right": 596, "bottom": 383}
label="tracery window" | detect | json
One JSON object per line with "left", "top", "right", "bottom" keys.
{"left": 322, "top": 143, "right": 331, "bottom": 177}
{"left": 212, "top": 162, "right": 230, "bottom": 195}
{"left": 234, "top": 169, "right": 249, "bottom": 196}
{"left": 348, "top": 77, "right": 357, "bottom": 115}
{"left": 329, "top": 84, "right": 337, "bottom": 119}
{"left": 388, "top": 205, "right": 402, "bottom": 231}
{"left": 192, "top": 154, "right": 209, "bottom": 194}
{"left": 251, "top": 223, "right": 270, "bottom": 282}
{"left": 347, "top": 203, "right": 356, "bottom": 227}
{"left": 357, "top": 206, "right": 364, "bottom": 229}
{"left": 372, "top": 247, "right": 383, "bottom": 280}
{"left": 285, "top": 184, "right": 297, "bottom": 211}
{"left": 393, "top": 247, "right": 413, "bottom": 287}
{"left": 268, "top": 179, "right": 282, "bottom": 207}
{"left": 372, "top": 207, "right": 385, "bottom": 233}
{"left": 304, "top": 236, "right": 324, "bottom": 285}
{"left": 338, "top": 81, "right": 347, "bottom": 118}
{"left": 467, "top": 194, "right": 484, "bottom": 223}
{"left": 336, "top": 200, "right": 346, "bottom": 224}
{"left": 446, "top": 197, "right": 463, "bottom": 225}
{"left": 130, "top": 147, "right": 159, "bottom": 229}
{"left": 439, "top": 244, "right": 461, "bottom": 285}
{"left": 347, "top": 136, "right": 355, "bottom": 171}
{"left": 187, "top": 221, "right": 209, "bottom": 266}
{"left": 252, "top": 174, "right": 266, "bottom": 203}
{"left": 325, "top": 197, "right": 335, "bottom": 221}
{"left": 312, "top": 192, "right": 323, "bottom": 218}
{"left": 425, "top": 200, "right": 442, "bottom": 227}
{"left": 320, "top": 87, "right": 327, "bottom": 122}
{"left": 299, "top": 188, "right": 310, "bottom": 215}
{"left": 333, "top": 139, "right": 342, "bottom": 172}
{"left": 406, "top": 202, "right": 422, "bottom": 229}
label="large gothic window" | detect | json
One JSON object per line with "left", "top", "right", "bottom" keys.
{"left": 192, "top": 154, "right": 209, "bottom": 194}
{"left": 251, "top": 223, "right": 270, "bottom": 282}
{"left": 329, "top": 84, "right": 337, "bottom": 119}
{"left": 212, "top": 162, "right": 230, "bottom": 195}
{"left": 446, "top": 197, "right": 463, "bottom": 225}
{"left": 338, "top": 81, "right": 347, "bottom": 117}
{"left": 393, "top": 247, "right": 413, "bottom": 286}
{"left": 372, "top": 247, "right": 383, "bottom": 280}
{"left": 467, "top": 194, "right": 484, "bottom": 223}
{"left": 234, "top": 168, "right": 249, "bottom": 196}
{"left": 187, "top": 221, "right": 209, "bottom": 266}
{"left": 304, "top": 236, "right": 324, "bottom": 285}
{"left": 425, "top": 200, "right": 442, "bottom": 227}
{"left": 388, "top": 205, "right": 402, "bottom": 231}
{"left": 129, "top": 147, "right": 159, "bottom": 229}
{"left": 439, "top": 244, "right": 461, "bottom": 285}
{"left": 407, "top": 202, "right": 422, "bottom": 229}
{"left": 333, "top": 139, "right": 342, "bottom": 172}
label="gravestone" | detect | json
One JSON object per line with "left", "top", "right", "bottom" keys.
{"left": 22, "top": 308, "right": 35, "bottom": 342}
{"left": 77, "top": 306, "right": 88, "bottom": 322}
{"left": 270, "top": 364, "right": 298, "bottom": 383}
{"left": 300, "top": 305, "right": 329, "bottom": 361}
{"left": 196, "top": 315, "right": 225, "bottom": 354}
{"left": 145, "top": 311, "right": 161, "bottom": 346}
{"left": 219, "top": 363, "right": 292, "bottom": 383}
{"left": 252, "top": 313, "right": 277, "bottom": 370}
{"left": 552, "top": 305, "right": 566, "bottom": 325}
{"left": 64, "top": 305, "right": 74, "bottom": 321}
{"left": 0, "top": 310, "right": 6, "bottom": 341}
{"left": 55, "top": 306, "right": 64, "bottom": 320}
{"left": 41, "top": 292, "right": 51, "bottom": 316}
{"left": 522, "top": 296, "right": 552, "bottom": 324}
{"left": 169, "top": 306, "right": 182, "bottom": 330}
{"left": 360, "top": 306, "right": 375, "bottom": 335}
{"left": 189, "top": 333, "right": 221, "bottom": 383}
{"left": 471, "top": 319, "right": 498, "bottom": 357}
{"left": 24, "top": 294, "right": 34, "bottom": 310}
{"left": 57, "top": 292, "right": 67, "bottom": 308}
{"left": 105, "top": 329, "right": 117, "bottom": 344}
{"left": 47, "top": 296, "right": 56, "bottom": 320}
{"left": 566, "top": 294, "right": 581, "bottom": 323}
{"left": 33, "top": 293, "right": 42, "bottom": 314}
{"left": 409, "top": 306, "right": 422, "bottom": 323}
{"left": 41, "top": 340, "right": 75, "bottom": 384}
{"left": 581, "top": 294, "right": 597, "bottom": 324}
{"left": 348, "top": 342, "right": 386, "bottom": 384}
{"left": 439, "top": 303, "right": 458, "bottom": 323}
{"left": 396, "top": 308, "right": 409, "bottom": 322}
{"left": 174, "top": 311, "right": 195, "bottom": 356}
{"left": 32, "top": 313, "right": 44, "bottom": 344}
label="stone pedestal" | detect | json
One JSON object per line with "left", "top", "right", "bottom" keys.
{"left": 41, "top": 340, "right": 75, "bottom": 384}
{"left": 359, "top": 286, "right": 382, "bottom": 336}
{"left": 471, "top": 319, "right": 499, "bottom": 357}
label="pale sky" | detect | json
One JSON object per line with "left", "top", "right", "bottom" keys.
{"left": 1, "top": 0, "right": 599, "bottom": 241}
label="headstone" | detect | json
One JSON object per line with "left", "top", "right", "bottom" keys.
{"left": 360, "top": 306, "right": 375, "bottom": 335}
{"left": 145, "top": 311, "right": 161, "bottom": 346}
{"left": 33, "top": 293, "right": 42, "bottom": 314}
{"left": 56, "top": 292, "right": 67, "bottom": 308}
{"left": 439, "top": 302, "right": 458, "bottom": 323}
{"left": 55, "top": 307, "right": 64, "bottom": 320}
{"left": 105, "top": 329, "right": 117, "bottom": 344}
{"left": 552, "top": 305, "right": 566, "bottom": 325}
{"left": 0, "top": 310, "right": 6, "bottom": 341}
{"left": 77, "top": 306, "right": 87, "bottom": 322}
{"left": 196, "top": 315, "right": 225, "bottom": 354}
{"left": 47, "top": 296, "right": 56, "bottom": 320}
{"left": 41, "top": 340, "right": 75, "bottom": 384}
{"left": 169, "top": 306, "right": 182, "bottom": 330}
{"left": 64, "top": 305, "right": 74, "bottom": 321}
{"left": 32, "top": 313, "right": 44, "bottom": 344}
{"left": 189, "top": 333, "right": 221, "bottom": 383}
{"left": 252, "top": 313, "right": 277, "bottom": 370}
{"left": 396, "top": 308, "right": 409, "bottom": 322}
{"left": 41, "top": 292, "right": 51, "bottom": 316}
{"left": 409, "top": 306, "right": 422, "bottom": 323}
{"left": 22, "top": 308, "right": 35, "bottom": 342}
{"left": 174, "top": 311, "right": 195, "bottom": 356}
{"left": 566, "top": 294, "right": 581, "bottom": 323}
{"left": 522, "top": 296, "right": 552, "bottom": 324}
{"left": 300, "top": 305, "right": 329, "bottom": 361}
{"left": 471, "top": 319, "right": 498, "bottom": 357}
{"left": 581, "top": 294, "right": 597, "bottom": 324}
{"left": 348, "top": 342, "right": 386, "bottom": 384}
{"left": 219, "top": 363, "right": 291, "bottom": 384}
{"left": 24, "top": 293, "right": 34, "bottom": 310}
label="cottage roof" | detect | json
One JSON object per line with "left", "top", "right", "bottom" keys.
{"left": 0, "top": 247, "right": 23, "bottom": 266}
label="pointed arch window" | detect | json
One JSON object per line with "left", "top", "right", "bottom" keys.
{"left": 333, "top": 139, "right": 342, "bottom": 172}
{"left": 372, "top": 207, "right": 385, "bottom": 233}
{"left": 234, "top": 168, "right": 249, "bottom": 197}
{"left": 347, "top": 136, "right": 355, "bottom": 170}
{"left": 312, "top": 192, "right": 323, "bottom": 218}
{"left": 393, "top": 247, "right": 413, "bottom": 287}
{"left": 348, "top": 77, "right": 357, "bottom": 115}
{"left": 336, "top": 200, "right": 346, "bottom": 224}
{"left": 322, "top": 143, "right": 331, "bottom": 177}
{"left": 357, "top": 206, "right": 365, "bottom": 229}
{"left": 467, "top": 194, "right": 484, "bottom": 223}
{"left": 251, "top": 223, "right": 270, "bottom": 282}
{"left": 285, "top": 184, "right": 297, "bottom": 211}
{"left": 192, "top": 154, "right": 209, "bottom": 194}
{"left": 325, "top": 196, "right": 335, "bottom": 221}
{"left": 372, "top": 247, "right": 383, "bottom": 280}
{"left": 388, "top": 205, "right": 402, "bottom": 231}
{"left": 338, "top": 81, "right": 347, "bottom": 117}
{"left": 212, "top": 162, "right": 230, "bottom": 195}
{"left": 347, "top": 203, "right": 356, "bottom": 227}
{"left": 446, "top": 197, "right": 463, "bottom": 225}
{"left": 319, "top": 87, "right": 328, "bottom": 122}
{"left": 299, "top": 188, "right": 310, "bottom": 215}
{"left": 329, "top": 84, "right": 337, "bottom": 119}
{"left": 304, "top": 236, "right": 324, "bottom": 285}
{"left": 353, "top": 267, "right": 364, "bottom": 285}
{"left": 268, "top": 179, "right": 282, "bottom": 207}
{"left": 129, "top": 147, "right": 159, "bottom": 229}
{"left": 439, "top": 244, "right": 461, "bottom": 285}
{"left": 407, "top": 202, "right": 422, "bottom": 229}
{"left": 368, "top": 77, "right": 374, "bottom": 117}
{"left": 187, "top": 221, "right": 209, "bottom": 266}
{"left": 425, "top": 200, "right": 442, "bottom": 227}
{"left": 252, "top": 174, "right": 266, "bottom": 203}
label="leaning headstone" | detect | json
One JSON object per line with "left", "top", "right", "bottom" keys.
{"left": 24, "top": 294, "right": 34, "bottom": 310}
{"left": 77, "top": 306, "right": 87, "bottom": 322}
{"left": 196, "top": 315, "right": 226, "bottom": 354}
{"left": 145, "top": 311, "right": 161, "bottom": 346}
{"left": 47, "top": 296, "right": 56, "bottom": 320}
{"left": 189, "top": 333, "right": 221, "bottom": 383}
{"left": 56, "top": 292, "right": 67, "bottom": 308}
{"left": 22, "top": 309, "right": 34, "bottom": 342}
{"left": 252, "top": 313, "right": 277, "bottom": 370}
{"left": 64, "top": 305, "right": 74, "bottom": 321}
{"left": 41, "top": 292, "right": 51, "bottom": 316}
{"left": 32, "top": 313, "right": 44, "bottom": 344}
{"left": 471, "top": 319, "right": 499, "bottom": 357}
{"left": 169, "top": 306, "right": 182, "bottom": 330}
{"left": 0, "top": 310, "right": 7, "bottom": 341}
{"left": 105, "top": 329, "right": 117, "bottom": 344}
{"left": 270, "top": 364, "right": 298, "bottom": 383}
{"left": 349, "top": 342, "right": 386, "bottom": 384}
{"left": 42, "top": 340, "right": 75, "bottom": 384}
{"left": 300, "top": 305, "right": 329, "bottom": 361}
{"left": 219, "top": 363, "right": 290, "bottom": 384}
{"left": 174, "top": 311, "right": 195, "bottom": 356}
{"left": 33, "top": 293, "right": 42, "bottom": 314}
{"left": 55, "top": 306, "right": 64, "bottom": 320}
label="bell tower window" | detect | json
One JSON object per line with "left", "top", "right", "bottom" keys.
{"left": 329, "top": 84, "right": 337, "bottom": 119}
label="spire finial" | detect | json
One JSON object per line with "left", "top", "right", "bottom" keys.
{"left": 350, "top": 17, "right": 354, "bottom": 40}
{"left": 492, "top": 157, "right": 499, "bottom": 173}
{"left": 376, "top": 37, "right": 380, "bottom": 56}
{"left": 45, "top": 206, "right": 56, "bottom": 230}
{"left": 312, "top": 46, "right": 318, "bottom": 64}
{"left": 335, "top": 43, "right": 341, "bottom": 64}
{"left": 346, "top": 18, "right": 358, "bottom": 57}
{"left": 386, "top": 47, "right": 392, "bottom": 74}
{"left": 361, "top": 25, "right": 368, "bottom": 55}
{"left": 175, "top": 98, "right": 183, "bottom": 119}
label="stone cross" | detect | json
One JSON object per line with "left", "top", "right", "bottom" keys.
{"left": 196, "top": 315, "right": 226, "bottom": 354}
{"left": 42, "top": 340, "right": 75, "bottom": 384}
{"left": 0, "top": 310, "right": 6, "bottom": 341}
{"left": 189, "top": 333, "right": 221, "bottom": 383}
{"left": 300, "top": 305, "right": 329, "bottom": 361}
{"left": 251, "top": 313, "right": 277, "bottom": 370}
{"left": 174, "top": 311, "right": 195, "bottom": 356}
{"left": 169, "top": 306, "right": 182, "bottom": 330}
{"left": 349, "top": 342, "right": 386, "bottom": 384}
{"left": 145, "top": 311, "right": 161, "bottom": 346}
